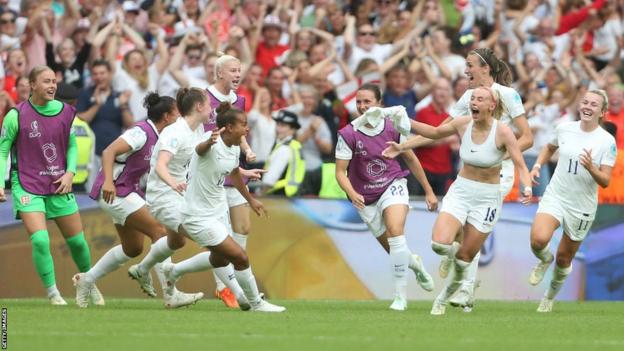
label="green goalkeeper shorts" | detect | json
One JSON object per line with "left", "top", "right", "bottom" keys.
{"left": 11, "top": 176, "right": 79, "bottom": 220}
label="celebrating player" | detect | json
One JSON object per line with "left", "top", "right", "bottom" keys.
{"left": 335, "top": 83, "right": 438, "bottom": 311}
{"left": 528, "top": 90, "right": 617, "bottom": 312}
{"left": 384, "top": 48, "right": 533, "bottom": 310}
{"left": 205, "top": 54, "right": 258, "bottom": 308}
{"left": 74, "top": 93, "right": 202, "bottom": 308}
{"left": 161, "top": 102, "right": 285, "bottom": 312}
{"left": 0, "top": 66, "right": 101, "bottom": 305}
{"left": 388, "top": 87, "right": 532, "bottom": 315}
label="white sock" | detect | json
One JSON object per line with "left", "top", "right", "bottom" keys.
{"left": 138, "top": 237, "right": 174, "bottom": 275}
{"left": 388, "top": 235, "right": 409, "bottom": 299}
{"left": 232, "top": 232, "right": 248, "bottom": 250}
{"left": 234, "top": 267, "right": 262, "bottom": 306}
{"left": 213, "top": 264, "right": 245, "bottom": 301}
{"left": 154, "top": 257, "right": 173, "bottom": 294}
{"left": 171, "top": 252, "right": 213, "bottom": 279}
{"left": 85, "top": 245, "right": 131, "bottom": 283}
{"left": 461, "top": 251, "right": 480, "bottom": 290}
{"left": 431, "top": 241, "right": 451, "bottom": 256}
{"left": 213, "top": 265, "right": 229, "bottom": 291}
{"left": 532, "top": 244, "right": 554, "bottom": 263}
{"left": 546, "top": 264, "right": 572, "bottom": 299}
{"left": 440, "top": 258, "right": 470, "bottom": 301}
{"left": 47, "top": 284, "right": 60, "bottom": 298}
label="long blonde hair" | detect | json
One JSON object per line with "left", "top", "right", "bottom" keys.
{"left": 122, "top": 50, "right": 149, "bottom": 90}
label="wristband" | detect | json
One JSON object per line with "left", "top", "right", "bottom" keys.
{"left": 523, "top": 186, "right": 532, "bottom": 194}
{"left": 532, "top": 163, "right": 541, "bottom": 170}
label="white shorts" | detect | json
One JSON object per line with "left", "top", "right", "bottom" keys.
{"left": 537, "top": 193, "right": 594, "bottom": 242}
{"left": 182, "top": 211, "right": 232, "bottom": 247}
{"left": 149, "top": 192, "right": 184, "bottom": 232}
{"left": 98, "top": 192, "right": 145, "bottom": 225}
{"left": 500, "top": 159, "right": 515, "bottom": 198}
{"left": 357, "top": 178, "right": 410, "bottom": 238}
{"left": 225, "top": 186, "right": 248, "bottom": 208}
{"left": 440, "top": 176, "right": 502, "bottom": 233}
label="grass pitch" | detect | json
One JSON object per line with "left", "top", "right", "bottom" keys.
{"left": 1, "top": 299, "right": 623, "bottom": 351}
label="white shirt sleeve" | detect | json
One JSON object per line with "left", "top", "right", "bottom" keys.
{"left": 120, "top": 126, "right": 147, "bottom": 151}
{"left": 159, "top": 127, "right": 181, "bottom": 155}
{"left": 262, "top": 145, "right": 292, "bottom": 186}
{"left": 449, "top": 90, "right": 471, "bottom": 119}
{"left": 600, "top": 136, "right": 618, "bottom": 167}
{"left": 335, "top": 135, "right": 353, "bottom": 160}
{"left": 500, "top": 86, "right": 526, "bottom": 118}
{"left": 549, "top": 122, "right": 562, "bottom": 147}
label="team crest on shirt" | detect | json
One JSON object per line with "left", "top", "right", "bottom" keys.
{"left": 366, "top": 159, "right": 387, "bottom": 177}
{"left": 42, "top": 143, "right": 58, "bottom": 163}
{"left": 611, "top": 143, "right": 617, "bottom": 157}
{"left": 20, "top": 195, "right": 30, "bottom": 205}
{"left": 29, "top": 121, "right": 41, "bottom": 138}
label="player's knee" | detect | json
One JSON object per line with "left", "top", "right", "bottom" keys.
{"left": 556, "top": 255, "right": 572, "bottom": 268}
{"left": 122, "top": 244, "right": 143, "bottom": 258}
{"left": 455, "top": 251, "right": 473, "bottom": 263}
{"left": 168, "top": 235, "right": 185, "bottom": 250}
{"left": 30, "top": 234, "right": 51, "bottom": 255}
{"left": 530, "top": 236, "right": 549, "bottom": 250}
{"left": 230, "top": 251, "right": 249, "bottom": 270}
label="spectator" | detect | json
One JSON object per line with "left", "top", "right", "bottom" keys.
{"left": 14, "top": 75, "right": 29, "bottom": 103}
{"left": 262, "top": 109, "right": 305, "bottom": 196}
{"left": 413, "top": 78, "right": 457, "bottom": 196}
{"left": 606, "top": 85, "right": 624, "bottom": 148}
{"left": 255, "top": 15, "right": 289, "bottom": 75}
{"left": 3, "top": 48, "right": 27, "bottom": 102}
{"left": 248, "top": 88, "right": 276, "bottom": 167}
{"left": 76, "top": 59, "right": 133, "bottom": 190}
{"left": 383, "top": 64, "right": 418, "bottom": 119}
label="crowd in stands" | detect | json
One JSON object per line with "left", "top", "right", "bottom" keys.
{"left": 1, "top": 0, "right": 623, "bottom": 202}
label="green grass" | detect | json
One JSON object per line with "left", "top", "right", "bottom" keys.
{"left": 1, "top": 299, "right": 623, "bottom": 351}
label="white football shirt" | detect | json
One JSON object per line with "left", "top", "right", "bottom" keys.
{"left": 181, "top": 136, "right": 240, "bottom": 217}
{"left": 544, "top": 121, "right": 617, "bottom": 219}
{"left": 146, "top": 117, "right": 206, "bottom": 201}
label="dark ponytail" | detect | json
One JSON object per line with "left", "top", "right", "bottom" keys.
{"left": 216, "top": 101, "right": 244, "bottom": 128}
{"left": 176, "top": 87, "right": 207, "bottom": 116}
{"left": 143, "top": 92, "right": 176, "bottom": 123}
{"left": 470, "top": 48, "right": 512, "bottom": 87}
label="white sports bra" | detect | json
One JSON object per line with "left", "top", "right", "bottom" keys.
{"left": 459, "top": 120, "right": 505, "bottom": 168}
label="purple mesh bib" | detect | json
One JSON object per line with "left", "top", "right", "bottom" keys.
{"left": 338, "top": 121, "right": 408, "bottom": 205}
{"left": 15, "top": 101, "right": 75, "bottom": 195}
{"left": 89, "top": 121, "right": 158, "bottom": 199}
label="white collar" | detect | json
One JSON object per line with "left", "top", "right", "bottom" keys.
{"left": 207, "top": 84, "right": 238, "bottom": 104}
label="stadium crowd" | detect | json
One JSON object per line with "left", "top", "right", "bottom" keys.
{"left": 1, "top": 0, "right": 623, "bottom": 202}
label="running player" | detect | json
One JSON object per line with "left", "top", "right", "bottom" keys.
{"left": 335, "top": 83, "right": 438, "bottom": 311}
{"left": 388, "top": 87, "right": 533, "bottom": 315}
{"left": 73, "top": 93, "right": 202, "bottom": 308}
{"left": 161, "top": 102, "right": 285, "bottom": 312}
{"left": 205, "top": 54, "right": 258, "bottom": 308}
{"left": 0, "top": 66, "right": 101, "bottom": 305}
{"left": 384, "top": 48, "right": 533, "bottom": 310}
{"left": 528, "top": 90, "right": 617, "bottom": 312}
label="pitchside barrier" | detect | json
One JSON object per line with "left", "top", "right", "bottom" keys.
{"left": 1, "top": 195, "right": 623, "bottom": 300}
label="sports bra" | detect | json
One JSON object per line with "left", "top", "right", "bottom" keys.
{"left": 459, "top": 119, "right": 505, "bottom": 168}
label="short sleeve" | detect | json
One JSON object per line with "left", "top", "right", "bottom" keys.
{"left": 600, "top": 137, "right": 617, "bottom": 167}
{"left": 449, "top": 90, "right": 471, "bottom": 119}
{"left": 120, "top": 126, "right": 147, "bottom": 151}
{"left": 501, "top": 87, "right": 526, "bottom": 119}
{"left": 335, "top": 135, "right": 353, "bottom": 160}
{"left": 549, "top": 123, "right": 561, "bottom": 147}
{"left": 159, "top": 127, "right": 181, "bottom": 155}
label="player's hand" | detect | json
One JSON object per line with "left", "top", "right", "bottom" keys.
{"left": 240, "top": 168, "right": 266, "bottom": 181}
{"left": 102, "top": 179, "right": 116, "bottom": 204}
{"left": 249, "top": 198, "right": 268, "bottom": 217}
{"left": 54, "top": 172, "right": 74, "bottom": 194}
{"left": 349, "top": 191, "right": 365, "bottom": 210}
{"left": 520, "top": 186, "right": 533, "bottom": 205}
{"left": 579, "top": 148, "right": 593, "bottom": 170}
{"left": 0, "top": 188, "right": 6, "bottom": 202}
{"left": 245, "top": 149, "right": 257, "bottom": 163}
{"left": 171, "top": 182, "right": 187, "bottom": 194}
{"left": 382, "top": 141, "right": 403, "bottom": 159}
{"left": 425, "top": 192, "right": 438, "bottom": 211}
{"left": 208, "top": 127, "right": 225, "bottom": 146}
{"left": 529, "top": 167, "right": 540, "bottom": 185}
